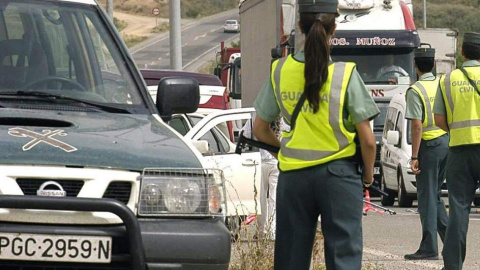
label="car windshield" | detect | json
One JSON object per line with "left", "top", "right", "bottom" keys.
{"left": 331, "top": 48, "right": 415, "bottom": 85}
{"left": 0, "top": 0, "right": 145, "bottom": 110}
{"left": 374, "top": 102, "right": 389, "bottom": 132}
{"left": 226, "top": 21, "right": 237, "bottom": 25}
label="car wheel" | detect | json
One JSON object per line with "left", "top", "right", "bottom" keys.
{"left": 474, "top": 198, "right": 480, "bottom": 207}
{"left": 225, "top": 215, "right": 242, "bottom": 242}
{"left": 397, "top": 169, "right": 413, "bottom": 207}
{"left": 381, "top": 173, "right": 395, "bottom": 206}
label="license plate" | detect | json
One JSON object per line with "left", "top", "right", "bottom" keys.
{"left": 374, "top": 167, "right": 380, "bottom": 175}
{"left": 0, "top": 233, "right": 112, "bottom": 263}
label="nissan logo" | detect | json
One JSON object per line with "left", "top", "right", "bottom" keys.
{"left": 37, "top": 181, "right": 67, "bottom": 197}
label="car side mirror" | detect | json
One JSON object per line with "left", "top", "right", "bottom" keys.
{"left": 192, "top": 140, "right": 210, "bottom": 154}
{"left": 386, "top": 130, "right": 400, "bottom": 146}
{"left": 156, "top": 77, "right": 199, "bottom": 122}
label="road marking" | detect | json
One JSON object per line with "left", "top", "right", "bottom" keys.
{"left": 364, "top": 248, "right": 442, "bottom": 269}
{"left": 194, "top": 34, "right": 207, "bottom": 41}
{"left": 182, "top": 34, "right": 239, "bottom": 70}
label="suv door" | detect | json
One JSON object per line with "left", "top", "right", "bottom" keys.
{"left": 185, "top": 109, "right": 262, "bottom": 217}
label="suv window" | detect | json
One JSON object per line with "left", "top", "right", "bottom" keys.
{"left": 383, "top": 107, "right": 397, "bottom": 137}
{"left": 395, "top": 111, "right": 403, "bottom": 145}
{"left": 169, "top": 116, "right": 189, "bottom": 136}
{"left": 0, "top": 1, "right": 146, "bottom": 110}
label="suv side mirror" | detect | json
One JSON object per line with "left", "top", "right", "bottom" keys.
{"left": 386, "top": 130, "right": 400, "bottom": 146}
{"left": 156, "top": 77, "right": 199, "bottom": 122}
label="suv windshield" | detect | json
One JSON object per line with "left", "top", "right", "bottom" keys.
{"left": 332, "top": 48, "right": 415, "bottom": 85}
{"left": 0, "top": 0, "right": 145, "bottom": 110}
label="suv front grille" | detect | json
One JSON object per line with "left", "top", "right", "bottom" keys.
{"left": 16, "top": 179, "right": 84, "bottom": 197}
{"left": 103, "top": 182, "right": 132, "bottom": 204}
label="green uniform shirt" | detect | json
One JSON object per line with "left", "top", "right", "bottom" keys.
{"left": 405, "top": 73, "right": 436, "bottom": 121}
{"left": 434, "top": 60, "right": 480, "bottom": 115}
{"left": 254, "top": 52, "right": 380, "bottom": 132}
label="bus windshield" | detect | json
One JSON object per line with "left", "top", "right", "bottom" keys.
{"left": 331, "top": 48, "right": 415, "bottom": 85}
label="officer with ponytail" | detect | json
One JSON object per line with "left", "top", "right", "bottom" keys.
{"left": 252, "top": 0, "right": 379, "bottom": 269}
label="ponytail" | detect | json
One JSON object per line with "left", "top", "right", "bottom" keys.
{"left": 300, "top": 13, "right": 337, "bottom": 113}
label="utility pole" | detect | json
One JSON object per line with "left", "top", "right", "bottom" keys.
{"left": 106, "top": 0, "right": 113, "bottom": 22}
{"left": 423, "top": 0, "right": 427, "bottom": 29}
{"left": 169, "top": 0, "right": 182, "bottom": 70}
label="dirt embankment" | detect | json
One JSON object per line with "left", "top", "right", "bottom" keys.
{"left": 114, "top": 11, "right": 167, "bottom": 38}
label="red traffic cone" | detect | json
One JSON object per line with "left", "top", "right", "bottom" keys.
{"left": 363, "top": 189, "right": 384, "bottom": 215}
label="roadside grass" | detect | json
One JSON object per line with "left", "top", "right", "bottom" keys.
{"left": 122, "top": 34, "right": 148, "bottom": 48}
{"left": 151, "top": 22, "right": 170, "bottom": 33}
{"left": 197, "top": 59, "right": 218, "bottom": 75}
{"left": 113, "top": 17, "right": 128, "bottom": 32}
{"left": 230, "top": 224, "right": 385, "bottom": 270}
{"left": 97, "top": 0, "right": 238, "bottom": 18}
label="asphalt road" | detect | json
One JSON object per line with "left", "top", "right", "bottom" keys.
{"left": 130, "top": 10, "right": 240, "bottom": 71}
{"left": 234, "top": 198, "right": 480, "bottom": 269}
{"left": 361, "top": 198, "right": 480, "bottom": 270}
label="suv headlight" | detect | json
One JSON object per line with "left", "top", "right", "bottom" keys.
{"left": 139, "top": 168, "right": 225, "bottom": 217}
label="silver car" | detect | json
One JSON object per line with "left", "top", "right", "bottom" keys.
{"left": 224, "top": 20, "right": 240, "bottom": 33}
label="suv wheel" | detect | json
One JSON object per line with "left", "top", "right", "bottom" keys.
{"left": 397, "top": 169, "right": 413, "bottom": 207}
{"left": 381, "top": 173, "right": 395, "bottom": 206}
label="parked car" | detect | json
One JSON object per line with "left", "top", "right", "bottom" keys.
{"left": 223, "top": 20, "right": 240, "bottom": 33}
{"left": 169, "top": 108, "right": 261, "bottom": 239}
{"left": 0, "top": 0, "right": 230, "bottom": 269}
{"left": 380, "top": 93, "right": 480, "bottom": 207}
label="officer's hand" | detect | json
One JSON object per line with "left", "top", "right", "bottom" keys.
{"left": 410, "top": 160, "right": 421, "bottom": 174}
{"left": 363, "top": 169, "right": 374, "bottom": 186}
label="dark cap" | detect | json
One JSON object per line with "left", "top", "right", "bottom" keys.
{"left": 414, "top": 47, "right": 435, "bottom": 58}
{"left": 298, "top": 0, "right": 338, "bottom": 14}
{"left": 463, "top": 32, "right": 480, "bottom": 45}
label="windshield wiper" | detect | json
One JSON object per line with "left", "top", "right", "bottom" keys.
{"left": 6, "top": 91, "right": 132, "bottom": 113}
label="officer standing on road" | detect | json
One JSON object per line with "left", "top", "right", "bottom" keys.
{"left": 252, "top": 0, "right": 379, "bottom": 269}
{"left": 434, "top": 32, "right": 480, "bottom": 270}
{"left": 404, "top": 46, "right": 449, "bottom": 261}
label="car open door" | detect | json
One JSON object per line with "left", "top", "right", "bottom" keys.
{"left": 185, "top": 108, "right": 262, "bottom": 217}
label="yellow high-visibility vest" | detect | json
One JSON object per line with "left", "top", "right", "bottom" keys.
{"left": 409, "top": 78, "right": 447, "bottom": 140}
{"left": 440, "top": 66, "right": 480, "bottom": 147}
{"left": 271, "top": 55, "right": 357, "bottom": 171}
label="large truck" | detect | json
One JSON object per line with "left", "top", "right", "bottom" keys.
{"left": 330, "top": 0, "right": 458, "bottom": 194}
{"left": 417, "top": 28, "right": 458, "bottom": 75}
{"left": 329, "top": 0, "right": 420, "bottom": 192}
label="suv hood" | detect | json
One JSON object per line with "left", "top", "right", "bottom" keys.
{"left": 0, "top": 109, "right": 201, "bottom": 171}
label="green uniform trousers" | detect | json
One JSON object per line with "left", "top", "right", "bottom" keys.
{"left": 442, "top": 145, "right": 480, "bottom": 270}
{"left": 416, "top": 134, "right": 449, "bottom": 254}
{"left": 274, "top": 159, "right": 363, "bottom": 270}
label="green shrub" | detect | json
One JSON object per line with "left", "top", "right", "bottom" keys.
{"left": 113, "top": 17, "right": 127, "bottom": 32}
